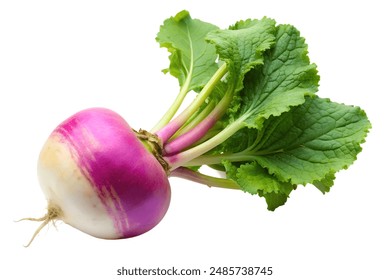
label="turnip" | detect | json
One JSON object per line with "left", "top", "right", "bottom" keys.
{"left": 26, "top": 108, "right": 170, "bottom": 244}
{"left": 24, "top": 10, "right": 370, "bottom": 244}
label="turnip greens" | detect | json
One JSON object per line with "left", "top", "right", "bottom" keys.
{"left": 155, "top": 10, "right": 371, "bottom": 210}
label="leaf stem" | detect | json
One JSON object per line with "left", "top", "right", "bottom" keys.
{"left": 184, "top": 153, "right": 257, "bottom": 166}
{"left": 170, "top": 167, "right": 240, "bottom": 190}
{"left": 165, "top": 119, "right": 246, "bottom": 170}
{"left": 163, "top": 89, "right": 233, "bottom": 155}
{"left": 155, "top": 62, "right": 228, "bottom": 143}
{"left": 170, "top": 100, "right": 216, "bottom": 140}
{"left": 150, "top": 75, "right": 192, "bottom": 132}
{"left": 182, "top": 148, "right": 285, "bottom": 166}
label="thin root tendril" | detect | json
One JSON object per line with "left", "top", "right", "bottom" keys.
{"left": 17, "top": 203, "right": 63, "bottom": 247}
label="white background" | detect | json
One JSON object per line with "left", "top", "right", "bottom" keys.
{"left": 1, "top": 1, "right": 388, "bottom": 279}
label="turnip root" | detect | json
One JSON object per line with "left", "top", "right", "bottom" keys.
{"left": 34, "top": 108, "right": 171, "bottom": 241}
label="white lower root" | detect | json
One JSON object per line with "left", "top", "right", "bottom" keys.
{"left": 18, "top": 202, "right": 63, "bottom": 247}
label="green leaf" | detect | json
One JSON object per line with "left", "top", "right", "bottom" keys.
{"left": 238, "top": 24, "right": 320, "bottom": 129}
{"left": 215, "top": 127, "right": 260, "bottom": 154}
{"left": 253, "top": 96, "right": 371, "bottom": 185}
{"left": 206, "top": 17, "right": 276, "bottom": 94}
{"left": 224, "top": 161, "right": 294, "bottom": 211}
{"left": 157, "top": 10, "right": 219, "bottom": 92}
{"left": 313, "top": 172, "right": 336, "bottom": 194}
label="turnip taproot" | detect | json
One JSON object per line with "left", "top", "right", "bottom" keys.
{"left": 24, "top": 11, "right": 370, "bottom": 244}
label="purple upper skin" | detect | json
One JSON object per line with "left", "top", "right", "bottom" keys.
{"left": 53, "top": 108, "right": 171, "bottom": 238}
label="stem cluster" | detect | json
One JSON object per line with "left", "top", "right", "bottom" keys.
{"left": 150, "top": 62, "right": 243, "bottom": 188}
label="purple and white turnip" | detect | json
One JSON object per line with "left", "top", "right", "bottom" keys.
{"left": 37, "top": 108, "right": 171, "bottom": 240}
{"left": 22, "top": 11, "right": 370, "bottom": 245}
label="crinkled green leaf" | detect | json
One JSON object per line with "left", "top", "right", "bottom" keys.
{"left": 206, "top": 17, "right": 276, "bottom": 93}
{"left": 252, "top": 96, "right": 371, "bottom": 185}
{"left": 157, "top": 10, "right": 219, "bottom": 92}
{"left": 238, "top": 24, "right": 320, "bottom": 129}
{"left": 218, "top": 127, "right": 260, "bottom": 153}
{"left": 224, "top": 161, "right": 294, "bottom": 211}
{"left": 313, "top": 172, "right": 336, "bottom": 194}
